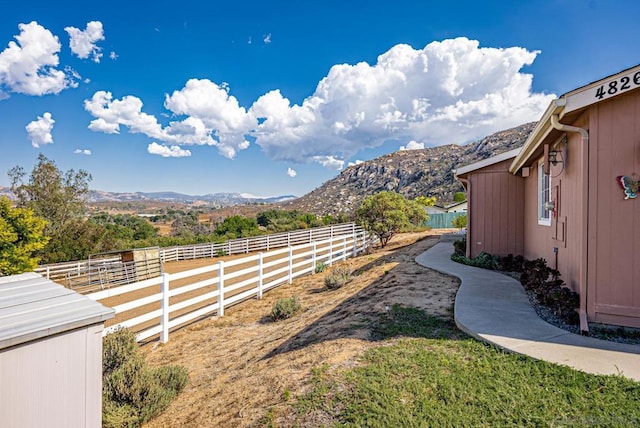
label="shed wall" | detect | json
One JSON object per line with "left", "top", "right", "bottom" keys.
{"left": 467, "top": 159, "right": 524, "bottom": 258}
{"left": 0, "top": 324, "right": 104, "bottom": 427}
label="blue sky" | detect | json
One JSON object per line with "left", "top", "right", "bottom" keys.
{"left": 1, "top": 0, "right": 638, "bottom": 197}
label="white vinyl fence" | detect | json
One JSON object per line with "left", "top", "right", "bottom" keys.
{"left": 86, "top": 229, "right": 372, "bottom": 343}
{"left": 35, "top": 223, "right": 362, "bottom": 290}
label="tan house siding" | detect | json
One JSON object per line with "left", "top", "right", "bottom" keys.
{"left": 466, "top": 159, "right": 524, "bottom": 258}
{"left": 587, "top": 91, "right": 640, "bottom": 327}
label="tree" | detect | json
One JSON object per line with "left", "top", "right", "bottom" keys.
{"left": 214, "top": 215, "right": 260, "bottom": 239}
{"left": 0, "top": 196, "right": 49, "bottom": 275}
{"left": 356, "top": 191, "right": 427, "bottom": 247}
{"left": 414, "top": 195, "right": 437, "bottom": 207}
{"left": 452, "top": 214, "right": 468, "bottom": 229}
{"left": 453, "top": 192, "right": 467, "bottom": 203}
{"left": 9, "top": 154, "right": 92, "bottom": 262}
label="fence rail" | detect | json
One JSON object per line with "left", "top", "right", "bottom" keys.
{"left": 86, "top": 229, "right": 373, "bottom": 343}
{"left": 35, "top": 223, "right": 361, "bottom": 290}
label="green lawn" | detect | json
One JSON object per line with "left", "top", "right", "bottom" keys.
{"left": 292, "top": 306, "right": 640, "bottom": 427}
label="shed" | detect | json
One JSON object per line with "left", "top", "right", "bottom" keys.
{"left": 0, "top": 272, "right": 115, "bottom": 427}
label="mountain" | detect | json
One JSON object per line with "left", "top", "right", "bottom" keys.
{"left": 280, "top": 122, "right": 536, "bottom": 216}
{"left": 86, "top": 190, "right": 297, "bottom": 205}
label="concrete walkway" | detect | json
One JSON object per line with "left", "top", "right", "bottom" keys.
{"left": 415, "top": 239, "right": 640, "bottom": 382}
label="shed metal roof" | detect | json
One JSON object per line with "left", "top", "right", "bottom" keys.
{"left": 0, "top": 272, "right": 114, "bottom": 350}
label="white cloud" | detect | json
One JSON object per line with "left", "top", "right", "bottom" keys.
{"left": 147, "top": 142, "right": 191, "bottom": 157}
{"left": 263, "top": 33, "right": 271, "bottom": 44}
{"left": 347, "top": 159, "right": 364, "bottom": 167}
{"left": 84, "top": 38, "right": 554, "bottom": 169}
{"left": 25, "top": 112, "right": 55, "bottom": 148}
{"left": 74, "top": 149, "right": 92, "bottom": 155}
{"left": 65, "top": 21, "right": 105, "bottom": 62}
{"left": 311, "top": 155, "right": 344, "bottom": 170}
{"left": 399, "top": 140, "right": 425, "bottom": 151}
{"left": 287, "top": 167, "right": 297, "bottom": 177}
{"left": 251, "top": 37, "right": 554, "bottom": 168}
{"left": 0, "top": 22, "right": 73, "bottom": 97}
{"left": 86, "top": 81, "right": 255, "bottom": 158}
{"left": 84, "top": 90, "right": 167, "bottom": 137}
{"left": 110, "top": 51, "right": 118, "bottom": 60}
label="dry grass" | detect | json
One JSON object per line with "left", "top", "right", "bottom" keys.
{"left": 141, "top": 230, "right": 460, "bottom": 427}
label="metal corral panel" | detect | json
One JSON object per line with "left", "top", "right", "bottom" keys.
{"left": 0, "top": 272, "right": 114, "bottom": 350}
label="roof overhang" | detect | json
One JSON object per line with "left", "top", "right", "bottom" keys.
{"left": 509, "top": 63, "right": 640, "bottom": 174}
{"left": 454, "top": 147, "right": 522, "bottom": 179}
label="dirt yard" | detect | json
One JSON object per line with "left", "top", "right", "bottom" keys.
{"left": 142, "top": 230, "right": 460, "bottom": 427}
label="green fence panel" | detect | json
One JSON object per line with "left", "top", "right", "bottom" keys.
{"left": 425, "top": 212, "right": 466, "bottom": 229}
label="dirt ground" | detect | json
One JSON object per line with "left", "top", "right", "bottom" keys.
{"left": 142, "top": 230, "right": 460, "bottom": 427}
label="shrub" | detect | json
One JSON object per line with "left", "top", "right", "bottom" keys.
{"left": 270, "top": 296, "right": 302, "bottom": 321}
{"left": 102, "top": 328, "right": 189, "bottom": 427}
{"left": 451, "top": 214, "right": 467, "bottom": 229}
{"left": 315, "top": 261, "right": 327, "bottom": 273}
{"left": 324, "top": 266, "right": 352, "bottom": 290}
{"left": 453, "top": 238, "right": 466, "bottom": 256}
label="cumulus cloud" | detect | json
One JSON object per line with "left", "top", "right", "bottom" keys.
{"left": 85, "top": 79, "right": 255, "bottom": 159}
{"left": 25, "top": 112, "right": 55, "bottom": 148}
{"left": 251, "top": 37, "right": 554, "bottom": 167}
{"left": 263, "top": 33, "right": 271, "bottom": 44}
{"left": 147, "top": 142, "right": 191, "bottom": 157}
{"left": 110, "top": 51, "right": 118, "bottom": 60}
{"left": 65, "top": 21, "right": 105, "bottom": 62}
{"left": 399, "top": 140, "right": 425, "bottom": 151}
{"left": 84, "top": 38, "right": 553, "bottom": 169}
{"left": 287, "top": 167, "right": 297, "bottom": 177}
{"left": 74, "top": 149, "right": 92, "bottom": 155}
{"left": 348, "top": 159, "right": 364, "bottom": 167}
{"left": 0, "top": 22, "right": 74, "bottom": 97}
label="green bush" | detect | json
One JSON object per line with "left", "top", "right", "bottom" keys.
{"left": 315, "top": 261, "right": 327, "bottom": 273}
{"left": 270, "top": 296, "right": 302, "bottom": 321}
{"left": 451, "top": 214, "right": 467, "bottom": 229}
{"left": 102, "top": 328, "right": 188, "bottom": 427}
{"left": 453, "top": 238, "right": 466, "bottom": 256}
{"left": 324, "top": 266, "right": 352, "bottom": 290}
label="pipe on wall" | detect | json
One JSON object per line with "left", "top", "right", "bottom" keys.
{"left": 550, "top": 113, "right": 590, "bottom": 334}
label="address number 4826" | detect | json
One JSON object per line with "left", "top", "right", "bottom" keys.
{"left": 595, "top": 71, "right": 640, "bottom": 99}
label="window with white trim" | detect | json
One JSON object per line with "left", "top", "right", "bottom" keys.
{"left": 538, "top": 162, "right": 551, "bottom": 226}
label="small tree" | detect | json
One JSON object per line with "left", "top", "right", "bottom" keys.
{"left": 356, "top": 191, "right": 427, "bottom": 247}
{"left": 453, "top": 192, "right": 467, "bottom": 203}
{"left": 0, "top": 196, "right": 49, "bottom": 275}
{"left": 452, "top": 214, "right": 467, "bottom": 230}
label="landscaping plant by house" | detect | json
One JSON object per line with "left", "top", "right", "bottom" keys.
{"left": 451, "top": 239, "right": 579, "bottom": 325}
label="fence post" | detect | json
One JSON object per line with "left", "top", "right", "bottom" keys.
{"left": 218, "top": 260, "right": 225, "bottom": 316}
{"left": 331, "top": 225, "right": 334, "bottom": 238}
{"left": 46, "top": 266, "right": 50, "bottom": 279}
{"left": 227, "top": 241, "right": 231, "bottom": 256}
{"left": 288, "top": 247, "right": 293, "bottom": 284}
{"left": 245, "top": 238, "right": 249, "bottom": 253}
{"left": 266, "top": 235, "right": 270, "bottom": 251}
{"left": 328, "top": 237, "right": 333, "bottom": 266}
{"left": 287, "top": 232, "right": 291, "bottom": 247}
{"left": 343, "top": 236, "right": 347, "bottom": 261}
{"left": 160, "top": 273, "right": 170, "bottom": 343}
{"left": 257, "top": 252, "right": 264, "bottom": 299}
{"left": 312, "top": 242, "right": 317, "bottom": 274}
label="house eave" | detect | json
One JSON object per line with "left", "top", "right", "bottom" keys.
{"left": 454, "top": 147, "right": 522, "bottom": 179}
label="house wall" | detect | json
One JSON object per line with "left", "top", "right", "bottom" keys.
{"left": 0, "top": 324, "right": 104, "bottom": 427}
{"left": 587, "top": 90, "right": 640, "bottom": 327}
{"left": 521, "top": 89, "right": 640, "bottom": 328}
{"left": 522, "top": 118, "right": 588, "bottom": 300}
{"left": 466, "top": 159, "right": 524, "bottom": 258}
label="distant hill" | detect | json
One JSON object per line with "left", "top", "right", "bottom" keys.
{"left": 0, "top": 186, "right": 296, "bottom": 207}
{"left": 280, "top": 122, "right": 536, "bottom": 216}
{"left": 86, "top": 191, "right": 297, "bottom": 206}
